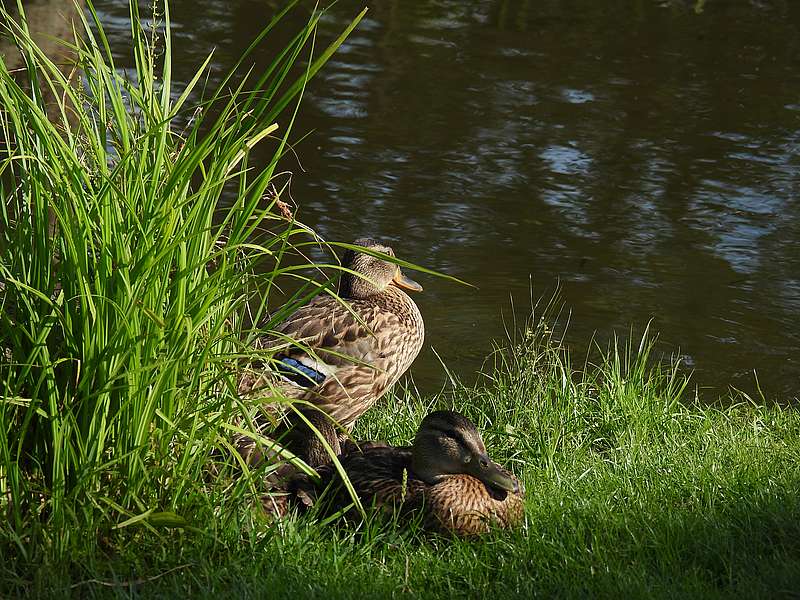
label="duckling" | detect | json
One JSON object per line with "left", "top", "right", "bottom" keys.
{"left": 237, "top": 238, "right": 425, "bottom": 466}
{"left": 287, "top": 410, "right": 525, "bottom": 536}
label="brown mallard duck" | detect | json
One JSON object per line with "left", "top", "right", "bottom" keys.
{"left": 287, "top": 410, "right": 525, "bottom": 536}
{"left": 237, "top": 238, "right": 425, "bottom": 467}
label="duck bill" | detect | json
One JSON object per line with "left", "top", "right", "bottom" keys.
{"left": 392, "top": 269, "right": 423, "bottom": 292}
{"left": 476, "top": 460, "right": 519, "bottom": 494}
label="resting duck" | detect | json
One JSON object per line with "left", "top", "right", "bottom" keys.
{"left": 287, "top": 410, "right": 525, "bottom": 536}
{"left": 237, "top": 238, "right": 425, "bottom": 466}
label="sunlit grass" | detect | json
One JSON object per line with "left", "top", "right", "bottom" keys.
{"left": 4, "top": 294, "right": 799, "bottom": 597}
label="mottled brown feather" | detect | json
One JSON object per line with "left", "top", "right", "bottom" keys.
{"left": 289, "top": 444, "right": 524, "bottom": 536}
{"left": 240, "top": 287, "right": 423, "bottom": 425}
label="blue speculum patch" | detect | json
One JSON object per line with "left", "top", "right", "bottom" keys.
{"left": 276, "top": 356, "right": 326, "bottom": 388}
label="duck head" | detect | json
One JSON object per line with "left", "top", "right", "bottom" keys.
{"left": 410, "top": 410, "right": 520, "bottom": 494}
{"left": 338, "top": 238, "right": 422, "bottom": 299}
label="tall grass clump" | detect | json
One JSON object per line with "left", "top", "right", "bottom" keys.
{"left": 0, "top": 0, "right": 364, "bottom": 558}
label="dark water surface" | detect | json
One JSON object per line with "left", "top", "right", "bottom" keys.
{"left": 63, "top": 1, "right": 800, "bottom": 399}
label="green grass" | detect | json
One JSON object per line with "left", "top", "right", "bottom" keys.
{"left": 2, "top": 1, "right": 800, "bottom": 598}
{"left": 4, "top": 309, "right": 800, "bottom": 598}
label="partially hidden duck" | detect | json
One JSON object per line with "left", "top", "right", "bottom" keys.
{"left": 237, "top": 238, "right": 425, "bottom": 467}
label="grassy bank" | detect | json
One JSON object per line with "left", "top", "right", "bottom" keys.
{"left": 4, "top": 317, "right": 800, "bottom": 598}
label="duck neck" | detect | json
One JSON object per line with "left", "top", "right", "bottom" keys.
{"left": 338, "top": 275, "right": 380, "bottom": 299}
{"left": 410, "top": 454, "right": 441, "bottom": 485}
{"left": 371, "top": 285, "right": 424, "bottom": 331}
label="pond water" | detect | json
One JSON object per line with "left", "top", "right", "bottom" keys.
{"left": 20, "top": 0, "right": 800, "bottom": 400}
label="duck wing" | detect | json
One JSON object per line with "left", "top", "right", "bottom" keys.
{"left": 293, "top": 445, "right": 428, "bottom": 514}
{"left": 241, "top": 295, "right": 412, "bottom": 426}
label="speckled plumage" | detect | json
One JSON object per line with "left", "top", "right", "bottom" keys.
{"left": 286, "top": 411, "right": 525, "bottom": 536}
{"left": 422, "top": 472, "right": 524, "bottom": 534}
{"left": 236, "top": 239, "right": 425, "bottom": 466}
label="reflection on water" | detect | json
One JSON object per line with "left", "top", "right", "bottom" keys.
{"left": 1, "top": 0, "right": 85, "bottom": 120}
{"left": 1, "top": 0, "right": 84, "bottom": 70}
{"left": 89, "top": 0, "right": 800, "bottom": 400}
